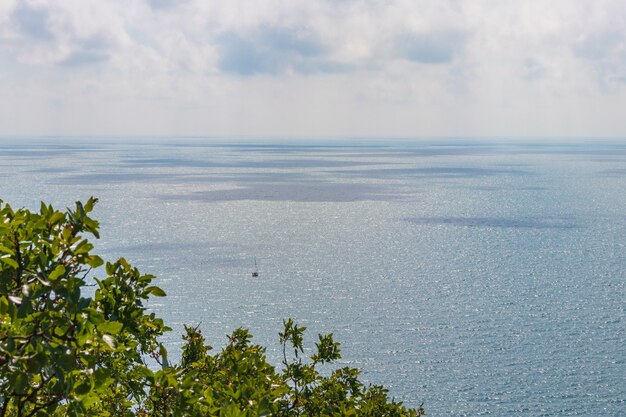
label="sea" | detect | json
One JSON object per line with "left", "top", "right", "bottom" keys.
{"left": 0, "top": 137, "right": 624, "bottom": 416}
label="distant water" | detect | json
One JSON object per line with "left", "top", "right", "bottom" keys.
{"left": 1, "top": 138, "right": 624, "bottom": 416}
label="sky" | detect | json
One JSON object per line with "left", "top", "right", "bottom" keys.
{"left": 0, "top": 0, "right": 625, "bottom": 139}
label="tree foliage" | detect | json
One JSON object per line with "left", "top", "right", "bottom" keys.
{"left": 0, "top": 197, "right": 425, "bottom": 416}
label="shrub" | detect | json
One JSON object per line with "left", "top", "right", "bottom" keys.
{"left": 0, "top": 197, "right": 424, "bottom": 416}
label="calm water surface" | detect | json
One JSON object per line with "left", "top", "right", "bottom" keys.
{"left": 1, "top": 138, "right": 624, "bottom": 416}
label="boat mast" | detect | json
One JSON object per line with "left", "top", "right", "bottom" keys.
{"left": 252, "top": 257, "right": 259, "bottom": 277}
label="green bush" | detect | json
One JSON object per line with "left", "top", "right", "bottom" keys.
{"left": 0, "top": 197, "right": 425, "bottom": 416}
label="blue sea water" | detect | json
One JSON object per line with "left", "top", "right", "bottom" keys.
{"left": 0, "top": 138, "right": 624, "bottom": 416}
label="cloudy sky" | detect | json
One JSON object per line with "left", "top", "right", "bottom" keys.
{"left": 1, "top": 0, "right": 625, "bottom": 138}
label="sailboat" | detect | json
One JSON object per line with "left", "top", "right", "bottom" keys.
{"left": 251, "top": 257, "right": 259, "bottom": 277}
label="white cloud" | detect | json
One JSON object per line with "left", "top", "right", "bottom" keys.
{"left": 0, "top": 0, "right": 625, "bottom": 137}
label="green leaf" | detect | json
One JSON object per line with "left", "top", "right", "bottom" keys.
{"left": 93, "top": 368, "right": 113, "bottom": 391}
{"left": 1, "top": 256, "right": 19, "bottom": 269}
{"left": 87, "top": 255, "right": 104, "bottom": 268}
{"left": 139, "top": 274, "right": 155, "bottom": 282}
{"left": 97, "top": 321, "right": 123, "bottom": 335}
{"left": 159, "top": 344, "right": 169, "bottom": 369}
{"left": 146, "top": 286, "right": 166, "bottom": 297}
{"left": 14, "top": 373, "right": 27, "bottom": 394}
{"left": 73, "top": 240, "right": 94, "bottom": 255}
{"left": 84, "top": 197, "right": 98, "bottom": 213}
{"left": 119, "top": 257, "right": 130, "bottom": 270}
{"left": 0, "top": 297, "right": 9, "bottom": 314}
{"left": 75, "top": 381, "right": 92, "bottom": 395}
{"left": 134, "top": 365, "right": 154, "bottom": 379}
{"left": 79, "top": 392, "right": 99, "bottom": 408}
{"left": 0, "top": 244, "right": 15, "bottom": 255}
{"left": 49, "top": 265, "right": 66, "bottom": 281}
{"left": 49, "top": 211, "right": 65, "bottom": 224}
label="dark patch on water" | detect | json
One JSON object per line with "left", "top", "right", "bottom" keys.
{"left": 123, "top": 158, "right": 230, "bottom": 168}
{"left": 397, "top": 146, "right": 497, "bottom": 157}
{"left": 103, "top": 241, "right": 247, "bottom": 268}
{"left": 449, "top": 186, "right": 502, "bottom": 191}
{"left": 54, "top": 171, "right": 320, "bottom": 185}
{"left": 55, "top": 172, "right": 178, "bottom": 184}
{"left": 161, "top": 183, "right": 399, "bottom": 202}
{"left": 405, "top": 216, "right": 579, "bottom": 229}
{"left": 517, "top": 186, "right": 548, "bottom": 191}
{"left": 338, "top": 166, "right": 529, "bottom": 178}
{"left": 116, "top": 242, "right": 203, "bottom": 253}
{"left": 31, "top": 167, "right": 76, "bottom": 173}
{"left": 220, "top": 173, "right": 315, "bottom": 183}
{"left": 182, "top": 172, "right": 317, "bottom": 184}
{"left": 511, "top": 142, "right": 626, "bottom": 156}
{"left": 0, "top": 143, "right": 112, "bottom": 158}
{"left": 329, "top": 148, "right": 497, "bottom": 158}
{"left": 165, "top": 143, "right": 389, "bottom": 152}
{"left": 244, "top": 159, "right": 377, "bottom": 168}
{"left": 123, "top": 157, "right": 376, "bottom": 169}
{"left": 589, "top": 158, "right": 626, "bottom": 163}
{"left": 450, "top": 185, "right": 548, "bottom": 192}
{"left": 597, "top": 168, "right": 626, "bottom": 176}
{"left": 1, "top": 150, "right": 75, "bottom": 158}
{"left": 124, "top": 141, "right": 505, "bottom": 159}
